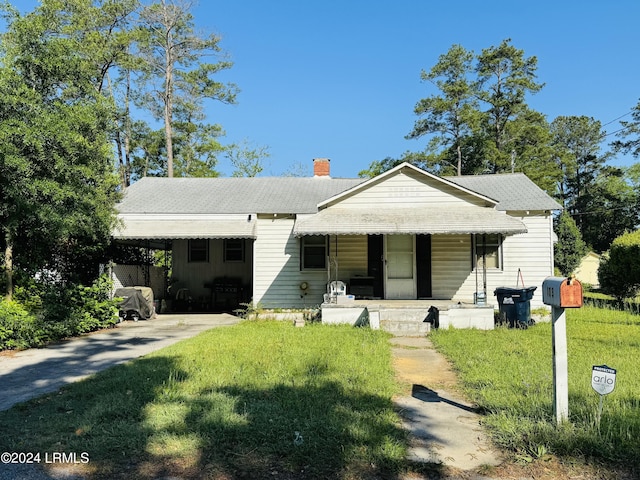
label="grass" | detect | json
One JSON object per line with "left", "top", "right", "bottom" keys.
{"left": 430, "top": 306, "right": 640, "bottom": 474}
{"left": 0, "top": 321, "right": 438, "bottom": 479}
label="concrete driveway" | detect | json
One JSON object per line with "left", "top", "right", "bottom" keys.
{"left": 0, "top": 313, "right": 240, "bottom": 412}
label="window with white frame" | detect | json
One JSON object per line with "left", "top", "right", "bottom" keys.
{"left": 473, "top": 234, "right": 502, "bottom": 269}
{"left": 188, "top": 239, "right": 209, "bottom": 263}
{"left": 224, "top": 239, "right": 245, "bottom": 262}
{"left": 301, "top": 236, "right": 327, "bottom": 270}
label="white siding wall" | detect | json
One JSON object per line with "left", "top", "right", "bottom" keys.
{"left": 431, "top": 234, "right": 473, "bottom": 299}
{"left": 253, "top": 216, "right": 327, "bottom": 308}
{"left": 333, "top": 170, "right": 489, "bottom": 208}
{"left": 251, "top": 208, "right": 553, "bottom": 309}
{"left": 499, "top": 213, "right": 554, "bottom": 309}
{"left": 436, "top": 213, "right": 553, "bottom": 308}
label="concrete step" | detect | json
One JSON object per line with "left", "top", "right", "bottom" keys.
{"left": 377, "top": 308, "right": 432, "bottom": 336}
{"left": 380, "top": 319, "right": 430, "bottom": 336}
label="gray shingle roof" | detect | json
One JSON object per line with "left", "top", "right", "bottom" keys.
{"left": 446, "top": 173, "right": 562, "bottom": 211}
{"left": 117, "top": 177, "right": 366, "bottom": 214}
{"left": 117, "top": 171, "right": 561, "bottom": 215}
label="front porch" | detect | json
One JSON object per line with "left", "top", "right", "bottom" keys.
{"left": 321, "top": 299, "right": 496, "bottom": 335}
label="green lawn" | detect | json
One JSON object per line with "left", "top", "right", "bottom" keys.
{"left": 0, "top": 321, "right": 438, "bottom": 479}
{"left": 430, "top": 306, "right": 640, "bottom": 472}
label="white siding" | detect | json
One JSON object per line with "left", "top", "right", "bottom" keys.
{"left": 499, "top": 213, "right": 554, "bottom": 309}
{"left": 440, "top": 213, "right": 554, "bottom": 308}
{"left": 333, "top": 170, "right": 490, "bottom": 209}
{"left": 431, "top": 234, "right": 473, "bottom": 299}
{"left": 251, "top": 212, "right": 553, "bottom": 309}
{"left": 253, "top": 216, "right": 326, "bottom": 308}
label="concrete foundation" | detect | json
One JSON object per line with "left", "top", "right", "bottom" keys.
{"left": 321, "top": 300, "right": 495, "bottom": 335}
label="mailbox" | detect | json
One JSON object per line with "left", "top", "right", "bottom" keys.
{"left": 542, "top": 277, "right": 583, "bottom": 308}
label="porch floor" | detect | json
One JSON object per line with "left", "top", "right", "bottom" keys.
{"left": 321, "top": 298, "right": 496, "bottom": 334}
{"left": 333, "top": 298, "right": 496, "bottom": 310}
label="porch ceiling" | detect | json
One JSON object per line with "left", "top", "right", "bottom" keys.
{"left": 293, "top": 207, "right": 527, "bottom": 236}
{"left": 114, "top": 214, "right": 257, "bottom": 240}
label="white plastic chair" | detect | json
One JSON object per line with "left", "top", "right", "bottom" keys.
{"left": 328, "top": 281, "right": 347, "bottom": 296}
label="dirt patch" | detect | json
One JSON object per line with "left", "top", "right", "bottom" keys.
{"left": 391, "top": 336, "right": 460, "bottom": 394}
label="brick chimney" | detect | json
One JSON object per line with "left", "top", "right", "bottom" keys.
{"left": 313, "top": 158, "right": 330, "bottom": 177}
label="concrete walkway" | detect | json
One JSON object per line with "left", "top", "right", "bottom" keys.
{"left": 391, "top": 336, "right": 502, "bottom": 473}
{"left": 0, "top": 313, "right": 240, "bottom": 412}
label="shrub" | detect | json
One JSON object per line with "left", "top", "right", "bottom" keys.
{"left": 599, "top": 230, "right": 640, "bottom": 299}
{"left": 44, "top": 274, "right": 119, "bottom": 336}
{"left": 554, "top": 211, "right": 587, "bottom": 276}
{"left": 1, "top": 274, "right": 119, "bottom": 350}
{"left": 0, "top": 300, "right": 46, "bottom": 350}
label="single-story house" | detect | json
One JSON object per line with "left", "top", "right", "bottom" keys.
{"left": 112, "top": 159, "right": 562, "bottom": 316}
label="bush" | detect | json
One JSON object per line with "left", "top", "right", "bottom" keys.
{"left": 599, "top": 230, "right": 640, "bottom": 299}
{"left": 42, "top": 274, "right": 119, "bottom": 337}
{"left": 0, "top": 300, "right": 46, "bottom": 350}
{"left": 68, "top": 275, "right": 120, "bottom": 334}
{"left": 554, "top": 211, "right": 587, "bottom": 276}
{"left": 1, "top": 274, "right": 120, "bottom": 351}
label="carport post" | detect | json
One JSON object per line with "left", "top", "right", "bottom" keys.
{"left": 551, "top": 306, "right": 569, "bottom": 424}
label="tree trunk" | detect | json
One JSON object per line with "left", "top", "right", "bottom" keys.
{"left": 123, "top": 69, "right": 132, "bottom": 186}
{"left": 164, "top": 44, "right": 174, "bottom": 178}
{"left": 4, "top": 230, "right": 13, "bottom": 301}
{"left": 107, "top": 73, "right": 128, "bottom": 189}
{"left": 456, "top": 143, "right": 462, "bottom": 176}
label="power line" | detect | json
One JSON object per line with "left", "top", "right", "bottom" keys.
{"left": 602, "top": 111, "right": 633, "bottom": 127}
{"left": 605, "top": 125, "right": 631, "bottom": 138}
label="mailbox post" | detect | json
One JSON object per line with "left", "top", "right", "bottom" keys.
{"left": 542, "top": 276, "right": 583, "bottom": 424}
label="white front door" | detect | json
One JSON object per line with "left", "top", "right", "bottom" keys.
{"left": 385, "top": 235, "right": 416, "bottom": 299}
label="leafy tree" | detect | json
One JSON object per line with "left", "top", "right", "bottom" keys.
{"left": 172, "top": 121, "right": 225, "bottom": 177}
{"left": 136, "top": 0, "right": 238, "bottom": 177}
{"left": 554, "top": 211, "right": 587, "bottom": 276}
{"left": 611, "top": 99, "right": 640, "bottom": 158}
{"left": 475, "top": 39, "right": 545, "bottom": 173}
{"left": 578, "top": 167, "right": 639, "bottom": 252}
{"left": 128, "top": 120, "right": 166, "bottom": 180}
{"left": 506, "top": 109, "right": 558, "bottom": 194}
{"left": 550, "top": 116, "right": 610, "bottom": 217}
{"left": 227, "top": 140, "right": 270, "bottom": 177}
{"left": 599, "top": 230, "right": 640, "bottom": 299}
{"left": 407, "top": 44, "right": 480, "bottom": 176}
{"left": 365, "top": 39, "right": 550, "bottom": 182}
{"left": 0, "top": 1, "right": 120, "bottom": 298}
{"left": 357, "top": 151, "right": 433, "bottom": 178}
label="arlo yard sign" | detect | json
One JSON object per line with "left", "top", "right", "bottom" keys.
{"left": 592, "top": 365, "right": 616, "bottom": 395}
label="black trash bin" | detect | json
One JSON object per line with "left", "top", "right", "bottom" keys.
{"left": 493, "top": 286, "right": 537, "bottom": 327}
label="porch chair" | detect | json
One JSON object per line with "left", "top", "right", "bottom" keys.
{"left": 328, "top": 280, "right": 347, "bottom": 297}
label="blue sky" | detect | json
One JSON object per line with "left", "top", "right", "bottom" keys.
{"left": 14, "top": 1, "right": 640, "bottom": 177}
